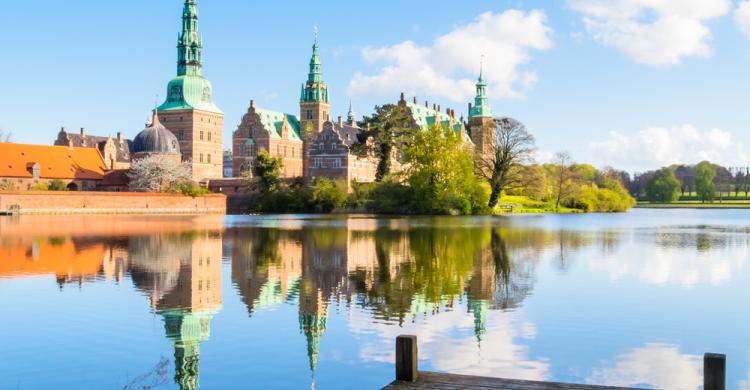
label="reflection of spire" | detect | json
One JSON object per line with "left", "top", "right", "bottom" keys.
{"left": 468, "top": 299, "right": 489, "bottom": 345}
{"left": 162, "top": 309, "right": 218, "bottom": 390}
{"left": 299, "top": 310, "right": 327, "bottom": 373}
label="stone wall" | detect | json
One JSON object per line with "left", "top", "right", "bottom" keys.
{"left": 0, "top": 191, "right": 226, "bottom": 215}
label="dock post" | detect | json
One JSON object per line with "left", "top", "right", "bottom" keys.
{"left": 704, "top": 353, "right": 726, "bottom": 390}
{"left": 396, "top": 335, "right": 418, "bottom": 382}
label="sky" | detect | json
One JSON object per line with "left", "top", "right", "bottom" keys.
{"left": 2, "top": 0, "right": 750, "bottom": 173}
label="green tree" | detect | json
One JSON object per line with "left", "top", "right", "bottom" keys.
{"left": 403, "top": 124, "right": 489, "bottom": 215}
{"left": 352, "top": 104, "right": 415, "bottom": 181}
{"left": 475, "top": 117, "right": 536, "bottom": 208}
{"left": 311, "top": 179, "right": 347, "bottom": 212}
{"left": 695, "top": 161, "right": 716, "bottom": 203}
{"left": 252, "top": 149, "right": 283, "bottom": 192}
{"left": 645, "top": 168, "right": 681, "bottom": 202}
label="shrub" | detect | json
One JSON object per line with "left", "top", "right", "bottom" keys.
{"left": 32, "top": 182, "right": 49, "bottom": 191}
{"left": 311, "top": 179, "right": 347, "bottom": 213}
{"left": 48, "top": 179, "right": 68, "bottom": 191}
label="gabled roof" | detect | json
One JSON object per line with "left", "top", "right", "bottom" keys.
{"left": 254, "top": 107, "right": 302, "bottom": 142}
{"left": 404, "top": 102, "right": 471, "bottom": 143}
{"left": 57, "top": 130, "right": 132, "bottom": 163}
{"left": 0, "top": 143, "right": 108, "bottom": 180}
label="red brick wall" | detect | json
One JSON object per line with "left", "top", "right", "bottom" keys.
{"left": 0, "top": 191, "right": 226, "bottom": 214}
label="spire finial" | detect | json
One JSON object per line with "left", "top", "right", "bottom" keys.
{"left": 479, "top": 54, "right": 485, "bottom": 81}
{"left": 314, "top": 25, "right": 318, "bottom": 45}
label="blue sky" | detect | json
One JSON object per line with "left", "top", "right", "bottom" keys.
{"left": 2, "top": 0, "right": 750, "bottom": 172}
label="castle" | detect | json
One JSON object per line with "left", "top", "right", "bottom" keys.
{"left": 29, "top": 0, "right": 497, "bottom": 192}
{"left": 231, "top": 31, "right": 496, "bottom": 185}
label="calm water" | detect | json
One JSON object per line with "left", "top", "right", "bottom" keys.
{"left": 1, "top": 210, "right": 750, "bottom": 389}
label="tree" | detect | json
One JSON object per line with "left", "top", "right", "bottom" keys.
{"left": 127, "top": 155, "right": 192, "bottom": 192}
{"left": 695, "top": 161, "right": 716, "bottom": 203}
{"left": 251, "top": 149, "right": 283, "bottom": 192}
{"left": 476, "top": 117, "right": 536, "bottom": 208}
{"left": 403, "top": 124, "right": 489, "bottom": 215}
{"left": 311, "top": 179, "right": 347, "bottom": 213}
{"left": 550, "top": 152, "right": 578, "bottom": 211}
{"left": 645, "top": 167, "right": 680, "bottom": 202}
{"left": 352, "top": 104, "right": 415, "bottom": 181}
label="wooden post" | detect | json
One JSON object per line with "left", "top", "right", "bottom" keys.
{"left": 704, "top": 353, "right": 726, "bottom": 390}
{"left": 396, "top": 335, "right": 418, "bottom": 382}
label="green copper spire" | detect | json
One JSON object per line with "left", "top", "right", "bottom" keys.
{"left": 301, "top": 28, "right": 329, "bottom": 103}
{"left": 159, "top": 0, "right": 222, "bottom": 114}
{"left": 177, "top": 0, "right": 202, "bottom": 76}
{"left": 469, "top": 56, "right": 492, "bottom": 118}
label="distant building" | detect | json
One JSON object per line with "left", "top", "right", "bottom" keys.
{"left": 157, "top": 0, "right": 224, "bottom": 182}
{"left": 0, "top": 143, "right": 108, "bottom": 191}
{"left": 223, "top": 150, "right": 232, "bottom": 178}
{"left": 54, "top": 127, "right": 132, "bottom": 170}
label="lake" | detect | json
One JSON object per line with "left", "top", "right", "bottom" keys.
{"left": 1, "top": 209, "right": 749, "bottom": 389}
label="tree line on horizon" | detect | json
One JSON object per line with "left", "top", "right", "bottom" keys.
{"left": 631, "top": 162, "right": 750, "bottom": 203}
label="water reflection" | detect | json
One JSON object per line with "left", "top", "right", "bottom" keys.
{"left": 588, "top": 344, "right": 702, "bottom": 390}
{"left": 1, "top": 213, "right": 750, "bottom": 388}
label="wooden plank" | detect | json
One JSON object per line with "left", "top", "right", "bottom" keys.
{"left": 395, "top": 335, "right": 418, "bottom": 382}
{"left": 383, "top": 371, "right": 641, "bottom": 390}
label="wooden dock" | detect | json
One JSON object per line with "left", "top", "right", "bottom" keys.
{"left": 383, "top": 335, "right": 726, "bottom": 390}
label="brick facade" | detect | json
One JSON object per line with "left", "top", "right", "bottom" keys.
{"left": 159, "top": 109, "right": 224, "bottom": 181}
{"left": 307, "top": 120, "right": 377, "bottom": 184}
{"left": 232, "top": 101, "right": 304, "bottom": 178}
{"left": 0, "top": 191, "right": 226, "bottom": 214}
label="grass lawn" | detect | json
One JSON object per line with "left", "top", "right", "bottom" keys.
{"left": 494, "top": 195, "right": 581, "bottom": 214}
{"left": 637, "top": 201, "right": 750, "bottom": 208}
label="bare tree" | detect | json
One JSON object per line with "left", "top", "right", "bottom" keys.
{"left": 0, "top": 128, "right": 11, "bottom": 142}
{"left": 476, "top": 117, "right": 536, "bottom": 208}
{"left": 551, "top": 151, "right": 578, "bottom": 211}
{"left": 127, "top": 155, "right": 192, "bottom": 192}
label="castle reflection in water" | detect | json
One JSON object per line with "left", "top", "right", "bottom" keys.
{"left": 0, "top": 215, "right": 627, "bottom": 389}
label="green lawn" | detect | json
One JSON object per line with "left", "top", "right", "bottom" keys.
{"left": 494, "top": 195, "right": 581, "bottom": 214}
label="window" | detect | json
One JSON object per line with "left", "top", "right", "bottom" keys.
{"left": 307, "top": 110, "right": 313, "bottom": 120}
{"left": 314, "top": 158, "right": 322, "bottom": 168}
{"left": 239, "top": 144, "right": 246, "bottom": 157}
{"left": 333, "top": 158, "right": 341, "bottom": 168}
{"left": 292, "top": 148, "right": 295, "bottom": 158}
{"left": 178, "top": 129, "right": 184, "bottom": 140}
{"left": 207, "top": 154, "right": 211, "bottom": 163}
{"left": 200, "top": 153, "right": 204, "bottom": 163}
{"left": 284, "top": 146, "right": 287, "bottom": 157}
{"left": 208, "top": 132, "right": 212, "bottom": 142}
{"left": 319, "top": 143, "right": 324, "bottom": 151}
{"left": 200, "top": 131, "right": 204, "bottom": 141}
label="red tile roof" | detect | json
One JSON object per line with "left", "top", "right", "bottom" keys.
{"left": 0, "top": 143, "right": 107, "bottom": 180}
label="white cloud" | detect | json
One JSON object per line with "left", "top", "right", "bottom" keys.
{"left": 588, "top": 344, "right": 702, "bottom": 389}
{"left": 569, "top": 0, "right": 730, "bottom": 66}
{"left": 734, "top": 1, "right": 750, "bottom": 38}
{"left": 589, "top": 124, "right": 749, "bottom": 172}
{"left": 348, "top": 10, "right": 552, "bottom": 103}
{"left": 587, "top": 226, "right": 746, "bottom": 287}
{"left": 349, "top": 302, "right": 550, "bottom": 381}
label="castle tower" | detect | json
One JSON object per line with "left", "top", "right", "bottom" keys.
{"left": 158, "top": 0, "right": 224, "bottom": 181}
{"left": 300, "top": 31, "right": 331, "bottom": 175}
{"left": 468, "top": 59, "right": 495, "bottom": 170}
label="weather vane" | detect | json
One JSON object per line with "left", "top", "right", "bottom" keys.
{"left": 314, "top": 25, "right": 318, "bottom": 43}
